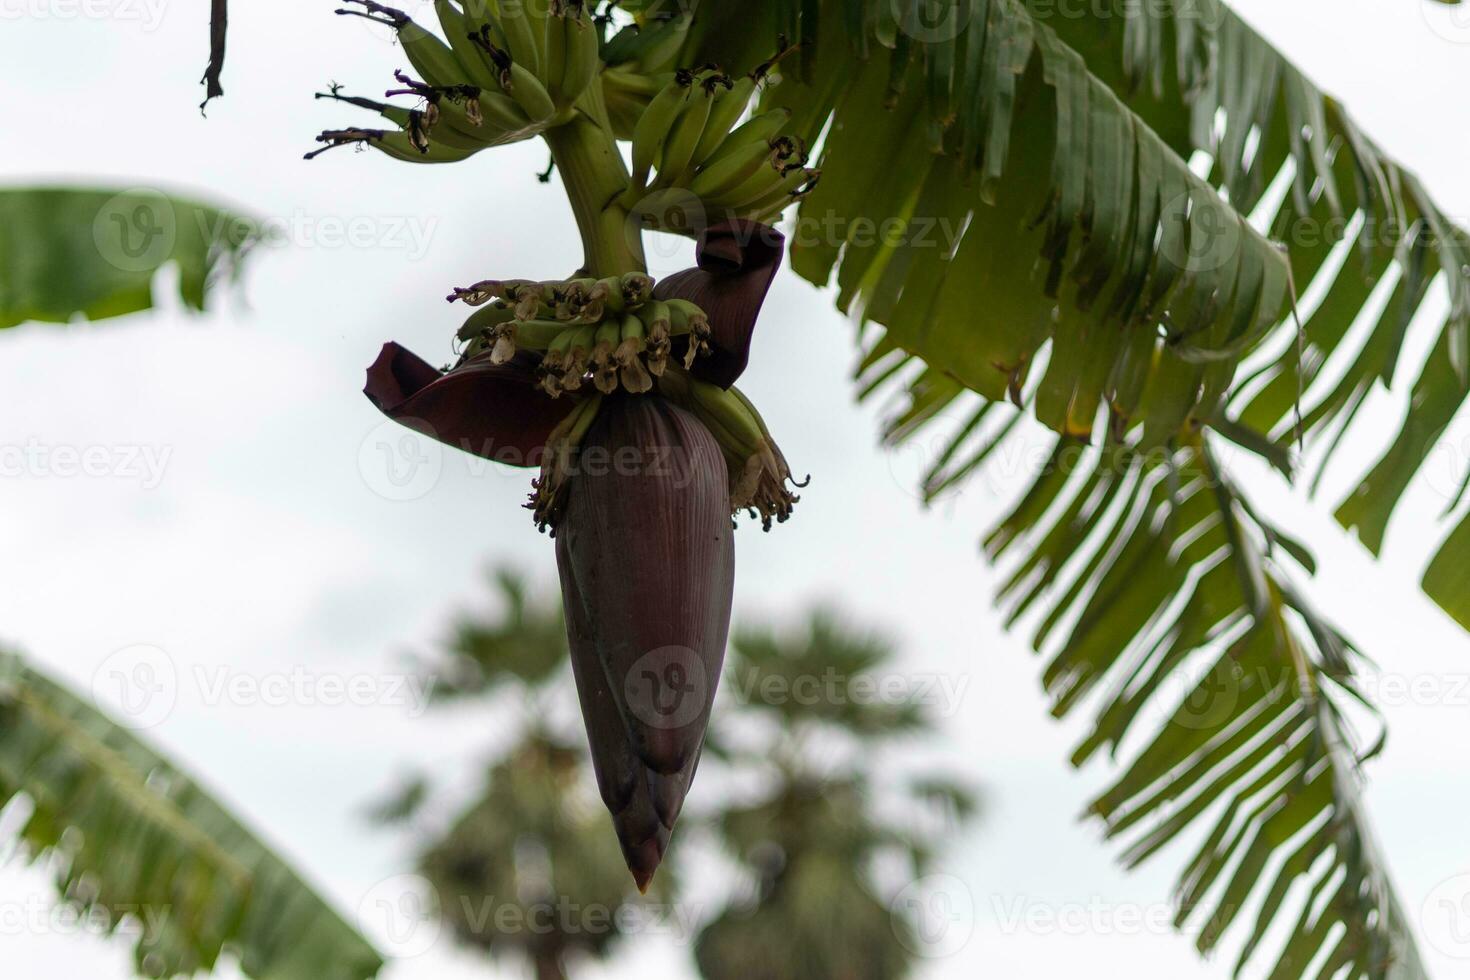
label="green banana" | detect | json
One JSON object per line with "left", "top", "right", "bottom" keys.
{"left": 558, "top": 7, "right": 601, "bottom": 109}
{"left": 543, "top": 7, "right": 569, "bottom": 105}
{"left": 654, "top": 78, "right": 718, "bottom": 188}
{"left": 514, "top": 318, "right": 577, "bottom": 349}
{"left": 616, "top": 313, "right": 654, "bottom": 393}
{"left": 457, "top": 302, "right": 516, "bottom": 341}
{"left": 691, "top": 74, "right": 755, "bottom": 166}
{"left": 591, "top": 317, "right": 623, "bottom": 393}
{"left": 561, "top": 324, "right": 598, "bottom": 389}
{"left": 372, "top": 129, "right": 482, "bottom": 163}
{"left": 492, "top": 0, "right": 542, "bottom": 77}
{"left": 469, "top": 36, "right": 556, "bottom": 122}
{"left": 590, "top": 276, "right": 626, "bottom": 314}
{"left": 666, "top": 298, "right": 711, "bottom": 368}
{"left": 742, "top": 167, "right": 821, "bottom": 220}
{"left": 436, "top": 0, "right": 501, "bottom": 90}
{"left": 394, "top": 20, "right": 465, "bottom": 87}
{"left": 631, "top": 12, "right": 692, "bottom": 73}
{"left": 628, "top": 70, "right": 696, "bottom": 194}
{"left": 620, "top": 271, "right": 655, "bottom": 308}
{"left": 703, "top": 157, "right": 791, "bottom": 210}
{"left": 701, "top": 108, "right": 792, "bottom": 170}
{"left": 635, "top": 300, "right": 672, "bottom": 375}
{"left": 690, "top": 139, "right": 776, "bottom": 200}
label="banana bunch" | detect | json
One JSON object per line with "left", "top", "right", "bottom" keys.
{"left": 621, "top": 66, "right": 820, "bottom": 227}
{"left": 311, "top": 0, "right": 600, "bottom": 163}
{"left": 449, "top": 274, "right": 714, "bottom": 397}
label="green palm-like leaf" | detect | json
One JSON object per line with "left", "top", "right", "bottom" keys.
{"left": 987, "top": 435, "right": 1420, "bottom": 977}
{"left": 0, "top": 187, "right": 259, "bottom": 329}
{"left": 681, "top": 0, "right": 1470, "bottom": 623}
{"left": 674, "top": 3, "right": 1450, "bottom": 976}
{"left": 0, "top": 648, "right": 383, "bottom": 979}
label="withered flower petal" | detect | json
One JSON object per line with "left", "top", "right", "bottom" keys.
{"left": 555, "top": 395, "right": 734, "bottom": 890}
{"left": 654, "top": 219, "right": 785, "bottom": 390}
{"left": 364, "top": 341, "right": 573, "bottom": 467}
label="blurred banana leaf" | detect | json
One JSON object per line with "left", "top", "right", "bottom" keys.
{"left": 0, "top": 187, "right": 259, "bottom": 329}
{"left": 0, "top": 648, "right": 382, "bottom": 979}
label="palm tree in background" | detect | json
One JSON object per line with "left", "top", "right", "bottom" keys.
{"left": 370, "top": 570, "right": 671, "bottom": 980}
{"left": 374, "top": 574, "right": 975, "bottom": 979}
{"left": 696, "top": 612, "right": 978, "bottom": 980}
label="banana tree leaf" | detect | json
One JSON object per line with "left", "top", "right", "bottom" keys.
{"left": 0, "top": 648, "right": 383, "bottom": 979}
{"left": 0, "top": 187, "right": 258, "bottom": 329}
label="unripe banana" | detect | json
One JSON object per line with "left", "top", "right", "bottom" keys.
{"left": 474, "top": 38, "right": 557, "bottom": 122}
{"left": 702, "top": 109, "right": 792, "bottom": 170}
{"left": 561, "top": 324, "right": 598, "bottom": 389}
{"left": 631, "top": 11, "right": 692, "bottom": 73}
{"left": 543, "top": 7, "right": 569, "bottom": 104}
{"left": 473, "top": 88, "right": 535, "bottom": 134}
{"left": 436, "top": 0, "right": 501, "bottom": 90}
{"left": 397, "top": 19, "right": 468, "bottom": 88}
{"left": 505, "top": 317, "right": 568, "bottom": 349}
{"left": 655, "top": 80, "right": 718, "bottom": 188}
{"left": 742, "top": 167, "right": 821, "bottom": 220}
{"left": 692, "top": 74, "right": 755, "bottom": 167}
{"left": 367, "top": 129, "right": 483, "bottom": 163}
{"left": 457, "top": 302, "right": 516, "bottom": 341}
{"left": 690, "top": 140, "right": 776, "bottom": 200}
{"left": 591, "top": 318, "right": 623, "bottom": 393}
{"left": 593, "top": 276, "right": 625, "bottom": 314}
{"left": 636, "top": 300, "right": 672, "bottom": 376}
{"left": 617, "top": 314, "right": 654, "bottom": 393}
{"left": 490, "top": 0, "right": 541, "bottom": 77}
{"left": 558, "top": 7, "right": 601, "bottom": 108}
{"left": 702, "top": 157, "right": 787, "bottom": 209}
{"left": 620, "top": 272, "right": 655, "bottom": 308}
{"left": 628, "top": 71, "right": 696, "bottom": 194}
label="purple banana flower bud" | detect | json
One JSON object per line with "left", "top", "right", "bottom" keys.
{"left": 554, "top": 394, "right": 734, "bottom": 890}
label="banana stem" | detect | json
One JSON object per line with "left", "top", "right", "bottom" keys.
{"left": 543, "top": 112, "right": 645, "bottom": 278}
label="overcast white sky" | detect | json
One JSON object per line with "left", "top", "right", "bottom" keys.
{"left": 4, "top": 1, "right": 1470, "bottom": 978}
